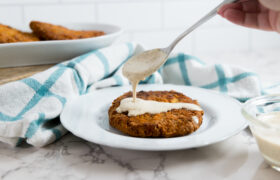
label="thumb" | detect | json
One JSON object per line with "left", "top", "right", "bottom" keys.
{"left": 259, "top": 0, "right": 280, "bottom": 11}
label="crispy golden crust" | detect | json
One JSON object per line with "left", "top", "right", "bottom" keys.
{"left": 108, "top": 91, "right": 204, "bottom": 138}
{"left": 0, "top": 24, "right": 39, "bottom": 43}
{"left": 30, "top": 21, "right": 105, "bottom": 40}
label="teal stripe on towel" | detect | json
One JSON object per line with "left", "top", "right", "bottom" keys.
{"left": 164, "top": 53, "right": 204, "bottom": 67}
{"left": 147, "top": 74, "right": 156, "bottom": 84}
{"left": 22, "top": 78, "right": 66, "bottom": 105}
{"left": 65, "top": 52, "right": 93, "bottom": 93}
{"left": 42, "top": 67, "right": 66, "bottom": 89}
{"left": 126, "top": 42, "right": 134, "bottom": 57}
{"left": 70, "top": 66, "right": 85, "bottom": 94}
{"left": 0, "top": 111, "right": 20, "bottom": 121}
{"left": 60, "top": 62, "right": 86, "bottom": 94}
{"left": 71, "top": 50, "right": 95, "bottom": 64}
{"left": 215, "top": 65, "right": 228, "bottom": 92}
{"left": 95, "top": 50, "right": 110, "bottom": 77}
{"left": 164, "top": 56, "right": 180, "bottom": 66}
{"left": 16, "top": 138, "right": 24, "bottom": 147}
{"left": 227, "top": 72, "right": 257, "bottom": 83}
{"left": 200, "top": 72, "right": 257, "bottom": 90}
{"left": 51, "top": 128, "right": 62, "bottom": 140}
{"left": 200, "top": 81, "right": 220, "bottom": 89}
{"left": 113, "top": 75, "right": 123, "bottom": 85}
{"left": 237, "top": 97, "right": 250, "bottom": 102}
{"left": 150, "top": 75, "right": 156, "bottom": 83}
{"left": 0, "top": 67, "right": 66, "bottom": 122}
{"left": 185, "top": 54, "right": 205, "bottom": 65}
{"left": 17, "top": 68, "right": 66, "bottom": 118}
{"left": 178, "top": 54, "right": 191, "bottom": 85}
{"left": 25, "top": 113, "right": 45, "bottom": 138}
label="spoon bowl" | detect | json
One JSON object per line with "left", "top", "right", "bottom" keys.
{"left": 122, "top": 48, "right": 168, "bottom": 82}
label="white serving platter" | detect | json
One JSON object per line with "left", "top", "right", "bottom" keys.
{"left": 0, "top": 23, "right": 122, "bottom": 68}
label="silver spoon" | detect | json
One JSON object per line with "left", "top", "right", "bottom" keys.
{"left": 123, "top": 0, "right": 238, "bottom": 84}
{"left": 162, "top": 0, "right": 238, "bottom": 55}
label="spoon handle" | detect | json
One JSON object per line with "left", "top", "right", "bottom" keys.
{"left": 164, "top": 0, "right": 238, "bottom": 54}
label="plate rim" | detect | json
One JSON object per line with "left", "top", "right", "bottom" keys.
{"left": 61, "top": 84, "right": 248, "bottom": 151}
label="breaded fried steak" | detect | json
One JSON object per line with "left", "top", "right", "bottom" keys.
{"left": 0, "top": 24, "right": 39, "bottom": 43}
{"left": 30, "top": 21, "right": 105, "bottom": 40}
{"left": 108, "top": 91, "right": 204, "bottom": 138}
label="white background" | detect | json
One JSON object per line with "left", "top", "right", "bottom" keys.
{"left": 0, "top": 0, "right": 279, "bottom": 56}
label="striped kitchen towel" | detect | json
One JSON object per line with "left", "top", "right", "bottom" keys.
{"left": 0, "top": 43, "right": 278, "bottom": 147}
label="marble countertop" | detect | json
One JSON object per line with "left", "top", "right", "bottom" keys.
{"left": 0, "top": 49, "right": 280, "bottom": 180}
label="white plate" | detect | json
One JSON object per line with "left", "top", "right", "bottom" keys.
{"left": 60, "top": 84, "right": 247, "bottom": 151}
{"left": 0, "top": 23, "right": 122, "bottom": 68}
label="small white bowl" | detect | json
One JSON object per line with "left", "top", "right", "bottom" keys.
{"left": 242, "top": 94, "right": 280, "bottom": 172}
{"left": 0, "top": 23, "right": 122, "bottom": 68}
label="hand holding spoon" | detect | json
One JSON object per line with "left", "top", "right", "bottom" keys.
{"left": 123, "top": 0, "right": 238, "bottom": 101}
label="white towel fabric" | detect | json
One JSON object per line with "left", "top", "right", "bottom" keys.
{"left": 0, "top": 43, "right": 278, "bottom": 147}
